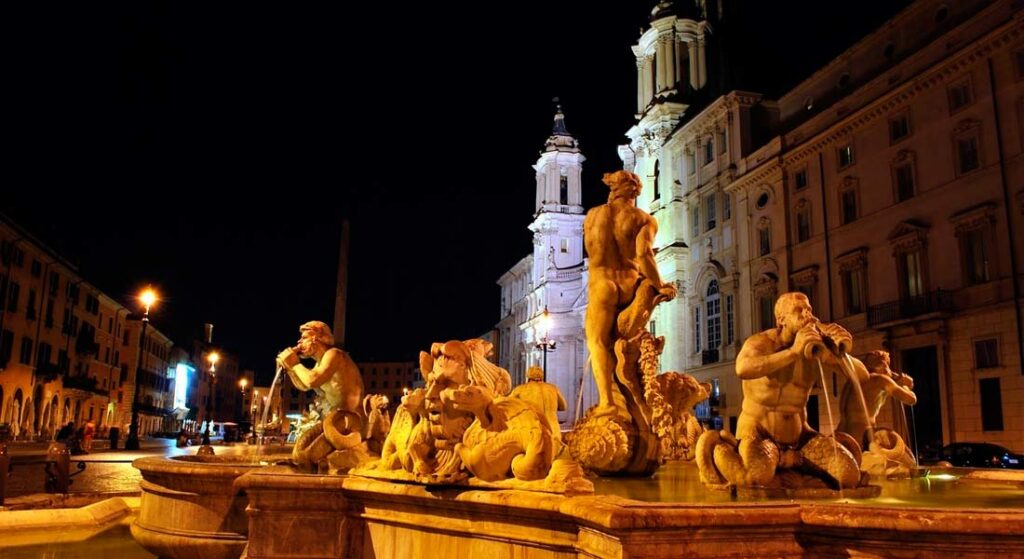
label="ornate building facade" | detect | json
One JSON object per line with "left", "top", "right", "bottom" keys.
{"left": 497, "top": 108, "right": 593, "bottom": 429}
{"left": 626, "top": 0, "right": 1024, "bottom": 451}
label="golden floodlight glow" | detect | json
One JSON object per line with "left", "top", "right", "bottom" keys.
{"left": 139, "top": 288, "right": 158, "bottom": 310}
{"left": 208, "top": 351, "right": 221, "bottom": 367}
{"left": 239, "top": 378, "right": 249, "bottom": 389}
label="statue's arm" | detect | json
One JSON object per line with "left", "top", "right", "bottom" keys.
{"left": 635, "top": 216, "right": 665, "bottom": 287}
{"left": 293, "top": 349, "right": 342, "bottom": 389}
{"left": 879, "top": 374, "right": 917, "bottom": 405}
{"left": 285, "top": 367, "right": 312, "bottom": 391}
{"left": 735, "top": 336, "right": 798, "bottom": 380}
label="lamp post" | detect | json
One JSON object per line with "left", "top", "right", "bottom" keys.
{"left": 125, "top": 288, "right": 157, "bottom": 451}
{"left": 238, "top": 377, "right": 248, "bottom": 423}
{"left": 535, "top": 306, "right": 557, "bottom": 382}
{"left": 201, "top": 351, "right": 219, "bottom": 446}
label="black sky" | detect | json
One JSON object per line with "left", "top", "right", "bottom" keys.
{"left": 4, "top": 1, "right": 910, "bottom": 383}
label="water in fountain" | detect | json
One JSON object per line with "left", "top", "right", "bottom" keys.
{"left": 843, "top": 353, "right": 875, "bottom": 446}
{"left": 254, "top": 365, "right": 284, "bottom": 463}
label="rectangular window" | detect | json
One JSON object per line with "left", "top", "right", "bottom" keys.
{"left": 49, "top": 271, "right": 59, "bottom": 297}
{"left": 45, "top": 299, "right": 54, "bottom": 328}
{"left": 559, "top": 176, "right": 568, "bottom": 205}
{"left": 841, "top": 189, "right": 858, "bottom": 224}
{"left": 6, "top": 281, "right": 19, "bottom": 313}
{"left": 26, "top": 289, "right": 36, "bottom": 320}
{"left": 962, "top": 228, "right": 990, "bottom": 285}
{"left": 704, "top": 139, "right": 715, "bottom": 164}
{"left": 901, "top": 251, "right": 924, "bottom": 299}
{"left": 948, "top": 81, "right": 973, "bottom": 113}
{"left": 37, "top": 342, "right": 52, "bottom": 369}
{"left": 979, "top": 377, "right": 1004, "bottom": 431}
{"left": 691, "top": 206, "right": 700, "bottom": 238}
{"left": 31, "top": 259, "right": 42, "bottom": 278}
{"left": 20, "top": 336, "right": 33, "bottom": 365}
{"left": 956, "top": 135, "right": 980, "bottom": 174}
{"left": 705, "top": 194, "right": 716, "bottom": 231}
{"left": 758, "top": 228, "right": 771, "bottom": 256}
{"left": 758, "top": 295, "right": 775, "bottom": 331}
{"left": 837, "top": 143, "right": 855, "bottom": 169}
{"left": 894, "top": 163, "right": 915, "bottom": 202}
{"left": 794, "top": 168, "right": 808, "bottom": 190}
{"left": 842, "top": 268, "right": 865, "bottom": 315}
{"left": 796, "top": 211, "right": 811, "bottom": 242}
{"left": 717, "top": 130, "right": 727, "bottom": 155}
{"left": 686, "top": 151, "right": 696, "bottom": 175}
{"left": 889, "top": 114, "right": 910, "bottom": 142}
{"left": 1016, "top": 51, "right": 1024, "bottom": 79}
{"left": 693, "top": 306, "right": 701, "bottom": 352}
{"left": 560, "top": 238, "right": 568, "bottom": 254}
{"left": 0, "top": 329, "right": 13, "bottom": 366}
{"left": 974, "top": 338, "right": 999, "bottom": 369}
{"left": 725, "top": 294, "right": 734, "bottom": 345}
{"left": 723, "top": 194, "right": 731, "bottom": 220}
{"left": 706, "top": 298, "right": 721, "bottom": 350}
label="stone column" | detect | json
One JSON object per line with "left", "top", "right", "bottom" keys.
{"left": 637, "top": 58, "right": 645, "bottom": 112}
{"left": 697, "top": 38, "right": 707, "bottom": 88}
{"left": 656, "top": 39, "right": 667, "bottom": 92}
{"left": 663, "top": 35, "right": 675, "bottom": 89}
{"left": 688, "top": 40, "right": 698, "bottom": 90}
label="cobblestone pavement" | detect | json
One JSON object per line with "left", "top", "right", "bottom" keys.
{"left": 3, "top": 437, "right": 251, "bottom": 498}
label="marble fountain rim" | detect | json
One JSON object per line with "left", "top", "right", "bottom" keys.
{"left": 234, "top": 467, "right": 1024, "bottom": 536}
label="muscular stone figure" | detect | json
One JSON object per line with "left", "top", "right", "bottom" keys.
{"left": 697, "top": 292, "right": 868, "bottom": 489}
{"left": 276, "top": 321, "right": 363, "bottom": 415}
{"left": 510, "top": 365, "right": 568, "bottom": 443}
{"left": 583, "top": 170, "right": 676, "bottom": 417}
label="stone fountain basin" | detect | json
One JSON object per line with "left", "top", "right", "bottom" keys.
{"left": 234, "top": 461, "right": 1024, "bottom": 559}
{"left": 131, "top": 449, "right": 291, "bottom": 559}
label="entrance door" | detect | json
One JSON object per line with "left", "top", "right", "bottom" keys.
{"left": 899, "top": 346, "right": 942, "bottom": 459}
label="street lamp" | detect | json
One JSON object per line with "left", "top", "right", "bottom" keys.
{"left": 201, "top": 351, "right": 219, "bottom": 446}
{"left": 238, "top": 377, "right": 248, "bottom": 424}
{"left": 125, "top": 288, "right": 157, "bottom": 451}
{"left": 535, "top": 306, "right": 557, "bottom": 382}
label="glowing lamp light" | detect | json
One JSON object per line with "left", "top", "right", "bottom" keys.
{"left": 139, "top": 288, "right": 158, "bottom": 311}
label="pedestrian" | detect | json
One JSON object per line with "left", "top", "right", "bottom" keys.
{"left": 83, "top": 420, "right": 95, "bottom": 452}
{"left": 109, "top": 425, "right": 120, "bottom": 450}
{"left": 56, "top": 421, "right": 74, "bottom": 443}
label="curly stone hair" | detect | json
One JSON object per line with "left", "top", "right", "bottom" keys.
{"left": 299, "top": 320, "right": 335, "bottom": 348}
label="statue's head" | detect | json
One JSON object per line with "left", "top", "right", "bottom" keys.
{"left": 861, "top": 350, "right": 892, "bottom": 374}
{"left": 421, "top": 339, "right": 512, "bottom": 440}
{"left": 297, "top": 321, "right": 334, "bottom": 356}
{"left": 526, "top": 365, "right": 544, "bottom": 382}
{"left": 602, "top": 170, "right": 642, "bottom": 201}
{"left": 774, "top": 292, "right": 816, "bottom": 338}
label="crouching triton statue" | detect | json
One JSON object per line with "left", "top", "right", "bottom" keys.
{"left": 276, "top": 321, "right": 373, "bottom": 473}
{"left": 696, "top": 293, "right": 874, "bottom": 492}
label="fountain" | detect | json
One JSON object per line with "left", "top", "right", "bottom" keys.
{"left": 131, "top": 170, "right": 1024, "bottom": 558}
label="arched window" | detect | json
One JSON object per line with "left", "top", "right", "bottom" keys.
{"left": 706, "top": 280, "right": 721, "bottom": 351}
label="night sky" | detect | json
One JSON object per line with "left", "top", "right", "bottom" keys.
{"left": 4, "top": 1, "right": 909, "bottom": 383}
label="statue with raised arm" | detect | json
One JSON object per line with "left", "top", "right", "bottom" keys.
{"left": 696, "top": 292, "right": 870, "bottom": 491}
{"left": 277, "top": 321, "right": 370, "bottom": 473}
{"left": 838, "top": 350, "right": 918, "bottom": 477}
{"left": 568, "top": 170, "right": 678, "bottom": 476}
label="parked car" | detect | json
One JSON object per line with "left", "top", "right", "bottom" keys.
{"left": 934, "top": 442, "right": 1024, "bottom": 469}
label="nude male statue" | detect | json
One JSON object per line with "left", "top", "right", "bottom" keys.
{"left": 583, "top": 170, "right": 676, "bottom": 417}
{"left": 703, "top": 292, "right": 869, "bottom": 488}
{"left": 510, "top": 365, "right": 568, "bottom": 442}
{"left": 276, "top": 321, "right": 364, "bottom": 415}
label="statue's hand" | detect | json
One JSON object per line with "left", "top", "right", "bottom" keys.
{"left": 277, "top": 348, "right": 300, "bottom": 369}
{"left": 820, "top": 322, "right": 853, "bottom": 353}
{"left": 894, "top": 371, "right": 914, "bottom": 389}
{"left": 658, "top": 282, "right": 678, "bottom": 301}
{"left": 791, "top": 324, "right": 822, "bottom": 359}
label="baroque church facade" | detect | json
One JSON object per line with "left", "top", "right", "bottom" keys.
{"left": 496, "top": 108, "right": 594, "bottom": 430}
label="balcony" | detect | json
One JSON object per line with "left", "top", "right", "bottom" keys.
{"left": 867, "top": 289, "right": 953, "bottom": 327}
{"left": 701, "top": 349, "right": 719, "bottom": 366}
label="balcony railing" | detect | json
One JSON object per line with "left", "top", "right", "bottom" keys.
{"left": 867, "top": 289, "right": 953, "bottom": 326}
{"left": 701, "top": 349, "right": 720, "bottom": 366}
